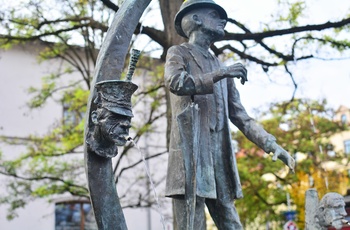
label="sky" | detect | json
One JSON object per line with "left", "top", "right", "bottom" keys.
{"left": 3, "top": 0, "right": 349, "bottom": 116}
{"left": 138, "top": 0, "right": 350, "bottom": 116}
{"left": 215, "top": 0, "right": 350, "bottom": 115}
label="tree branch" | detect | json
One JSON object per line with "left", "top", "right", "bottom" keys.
{"left": 0, "top": 170, "right": 89, "bottom": 196}
{"left": 134, "top": 25, "right": 167, "bottom": 48}
{"left": 225, "top": 17, "right": 350, "bottom": 41}
{"left": 116, "top": 151, "right": 167, "bottom": 182}
{"left": 99, "top": 0, "right": 167, "bottom": 48}
{"left": 284, "top": 64, "right": 298, "bottom": 101}
{"left": 212, "top": 44, "right": 280, "bottom": 66}
{"left": 99, "top": 0, "right": 119, "bottom": 12}
{"left": 0, "top": 25, "right": 88, "bottom": 42}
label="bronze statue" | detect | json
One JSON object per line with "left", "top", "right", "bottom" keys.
{"left": 85, "top": 80, "right": 137, "bottom": 230}
{"left": 86, "top": 80, "right": 137, "bottom": 158}
{"left": 164, "top": 0, "right": 295, "bottom": 229}
{"left": 316, "top": 192, "right": 347, "bottom": 230}
{"left": 83, "top": 1, "right": 151, "bottom": 229}
{"left": 305, "top": 189, "right": 348, "bottom": 230}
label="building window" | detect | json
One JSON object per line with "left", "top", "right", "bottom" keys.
{"left": 55, "top": 201, "right": 97, "bottom": 230}
{"left": 344, "top": 140, "right": 350, "bottom": 154}
{"left": 341, "top": 114, "right": 347, "bottom": 125}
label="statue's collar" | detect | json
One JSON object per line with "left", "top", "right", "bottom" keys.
{"left": 182, "top": 43, "right": 214, "bottom": 59}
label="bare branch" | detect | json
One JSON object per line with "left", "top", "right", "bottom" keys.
{"left": 134, "top": 25, "right": 167, "bottom": 48}
{"left": 0, "top": 25, "right": 88, "bottom": 41}
{"left": 35, "top": 17, "right": 108, "bottom": 31}
{"left": 116, "top": 151, "right": 168, "bottom": 181}
{"left": 0, "top": 170, "right": 89, "bottom": 196}
{"left": 212, "top": 44, "right": 280, "bottom": 66}
{"left": 284, "top": 64, "right": 298, "bottom": 102}
{"left": 225, "top": 17, "right": 350, "bottom": 41}
{"left": 100, "top": 0, "right": 119, "bottom": 12}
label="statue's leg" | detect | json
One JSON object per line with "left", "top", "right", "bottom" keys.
{"left": 173, "top": 196, "right": 206, "bottom": 230}
{"left": 205, "top": 131, "right": 243, "bottom": 230}
{"left": 206, "top": 198, "right": 242, "bottom": 230}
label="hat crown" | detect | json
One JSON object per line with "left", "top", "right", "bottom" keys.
{"left": 174, "top": 0, "right": 227, "bottom": 38}
{"left": 94, "top": 80, "right": 138, "bottom": 117}
{"left": 179, "top": 0, "right": 220, "bottom": 11}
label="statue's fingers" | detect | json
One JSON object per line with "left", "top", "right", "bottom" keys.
{"left": 242, "top": 67, "right": 248, "bottom": 78}
{"left": 232, "top": 71, "right": 242, "bottom": 79}
{"left": 289, "top": 158, "right": 296, "bottom": 173}
{"left": 232, "top": 70, "right": 246, "bottom": 85}
{"left": 272, "top": 152, "right": 279, "bottom": 161}
{"left": 241, "top": 75, "right": 247, "bottom": 84}
{"left": 289, "top": 164, "right": 295, "bottom": 173}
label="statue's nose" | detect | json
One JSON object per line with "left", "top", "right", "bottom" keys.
{"left": 341, "top": 210, "right": 347, "bottom": 216}
{"left": 221, "top": 19, "right": 227, "bottom": 26}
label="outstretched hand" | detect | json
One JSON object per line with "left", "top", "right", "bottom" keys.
{"left": 271, "top": 144, "right": 295, "bottom": 173}
{"left": 223, "top": 63, "right": 248, "bottom": 85}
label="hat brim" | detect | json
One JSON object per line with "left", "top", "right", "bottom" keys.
{"left": 105, "top": 106, "right": 134, "bottom": 117}
{"left": 175, "top": 3, "right": 228, "bottom": 38}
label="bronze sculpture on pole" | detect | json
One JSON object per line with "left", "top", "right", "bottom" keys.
{"left": 84, "top": 1, "right": 150, "bottom": 229}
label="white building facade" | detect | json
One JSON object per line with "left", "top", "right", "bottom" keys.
{"left": 0, "top": 42, "right": 172, "bottom": 230}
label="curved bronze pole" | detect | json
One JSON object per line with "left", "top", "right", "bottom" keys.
{"left": 84, "top": 0, "right": 151, "bottom": 229}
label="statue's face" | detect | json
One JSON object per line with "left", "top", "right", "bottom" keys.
{"left": 93, "top": 109, "right": 131, "bottom": 146}
{"left": 197, "top": 8, "right": 227, "bottom": 41}
{"left": 319, "top": 197, "right": 347, "bottom": 229}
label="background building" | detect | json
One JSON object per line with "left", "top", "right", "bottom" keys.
{"left": 1, "top": 42, "right": 349, "bottom": 230}
{"left": 0, "top": 42, "right": 171, "bottom": 230}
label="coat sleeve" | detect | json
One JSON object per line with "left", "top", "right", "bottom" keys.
{"left": 227, "top": 78, "right": 276, "bottom": 153}
{"left": 164, "top": 45, "right": 214, "bottom": 96}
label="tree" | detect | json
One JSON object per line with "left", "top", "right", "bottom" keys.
{"left": 234, "top": 98, "right": 349, "bottom": 229}
{"left": 0, "top": 0, "right": 349, "bottom": 223}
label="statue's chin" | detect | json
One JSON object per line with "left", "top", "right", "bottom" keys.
{"left": 114, "top": 137, "right": 127, "bottom": 146}
{"left": 332, "top": 220, "right": 343, "bottom": 230}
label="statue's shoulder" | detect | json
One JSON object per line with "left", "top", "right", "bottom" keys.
{"left": 167, "top": 43, "right": 192, "bottom": 61}
{"left": 168, "top": 43, "right": 190, "bottom": 53}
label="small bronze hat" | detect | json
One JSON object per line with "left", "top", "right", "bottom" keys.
{"left": 94, "top": 80, "right": 138, "bottom": 117}
{"left": 174, "top": 0, "right": 227, "bottom": 38}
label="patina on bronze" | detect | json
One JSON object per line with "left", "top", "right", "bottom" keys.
{"left": 305, "top": 189, "right": 348, "bottom": 230}
{"left": 83, "top": 0, "right": 151, "bottom": 229}
{"left": 86, "top": 80, "right": 137, "bottom": 158}
{"left": 164, "top": 0, "right": 295, "bottom": 229}
{"left": 316, "top": 192, "right": 348, "bottom": 229}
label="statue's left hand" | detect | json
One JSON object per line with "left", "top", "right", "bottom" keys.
{"left": 271, "top": 144, "right": 295, "bottom": 173}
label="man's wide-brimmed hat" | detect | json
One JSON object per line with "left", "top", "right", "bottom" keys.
{"left": 175, "top": 0, "right": 227, "bottom": 38}
{"left": 94, "top": 80, "right": 138, "bottom": 117}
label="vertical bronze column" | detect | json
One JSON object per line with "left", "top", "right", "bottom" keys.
{"left": 84, "top": 0, "right": 151, "bottom": 229}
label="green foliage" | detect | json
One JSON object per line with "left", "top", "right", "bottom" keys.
{"left": 234, "top": 98, "right": 349, "bottom": 229}
{"left": 321, "top": 35, "right": 350, "bottom": 52}
{"left": 0, "top": 116, "right": 89, "bottom": 218}
{"left": 277, "top": 1, "right": 306, "bottom": 26}
{"left": 27, "top": 74, "right": 58, "bottom": 108}
{"left": 0, "top": 0, "right": 169, "bottom": 219}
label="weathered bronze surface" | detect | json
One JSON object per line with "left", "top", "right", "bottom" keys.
{"left": 83, "top": 0, "right": 150, "bottom": 229}
{"left": 305, "top": 189, "right": 347, "bottom": 230}
{"left": 164, "top": 0, "right": 295, "bottom": 229}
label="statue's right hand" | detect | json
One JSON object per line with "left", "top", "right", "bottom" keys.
{"left": 222, "top": 63, "right": 248, "bottom": 85}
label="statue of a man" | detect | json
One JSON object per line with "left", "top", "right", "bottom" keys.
{"left": 164, "top": 0, "right": 295, "bottom": 229}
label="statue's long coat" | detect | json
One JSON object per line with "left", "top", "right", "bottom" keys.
{"left": 164, "top": 43, "right": 276, "bottom": 200}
